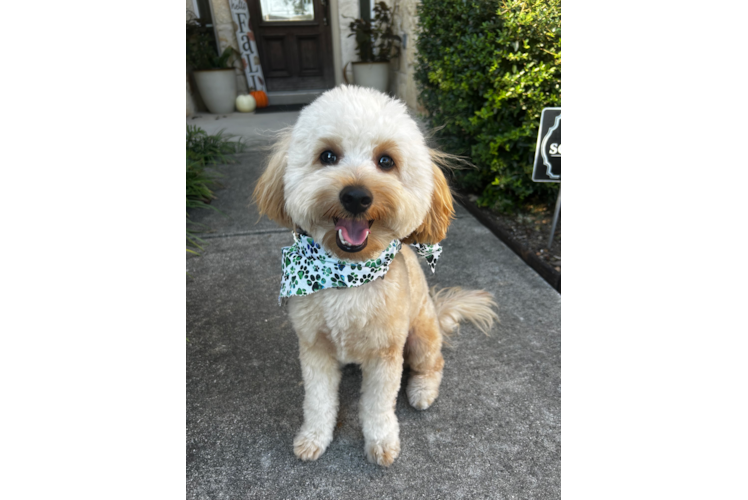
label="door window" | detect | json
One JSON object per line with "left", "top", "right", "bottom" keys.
{"left": 259, "top": 0, "right": 314, "bottom": 22}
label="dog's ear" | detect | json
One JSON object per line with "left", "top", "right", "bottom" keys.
{"left": 253, "top": 130, "right": 293, "bottom": 228}
{"left": 403, "top": 163, "right": 455, "bottom": 244}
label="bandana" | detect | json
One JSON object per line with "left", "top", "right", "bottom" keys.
{"left": 278, "top": 233, "right": 442, "bottom": 304}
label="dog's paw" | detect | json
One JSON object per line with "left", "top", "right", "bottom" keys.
{"left": 293, "top": 431, "right": 328, "bottom": 461}
{"left": 365, "top": 437, "right": 401, "bottom": 467}
{"left": 407, "top": 373, "right": 441, "bottom": 410}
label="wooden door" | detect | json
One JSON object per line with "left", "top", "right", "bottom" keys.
{"left": 248, "top": 0, "right": 336, "bottom": 92}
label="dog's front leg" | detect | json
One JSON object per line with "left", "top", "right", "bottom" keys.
{"left": 359, "top": 347, "right": 404, "bottom": 466}
{"left": 294, "top": 336, "right": 341, "bottom": 461}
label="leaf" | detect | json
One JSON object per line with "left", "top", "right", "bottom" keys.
{"left": 414, "top": 0, "right": 560, "bottom": 212}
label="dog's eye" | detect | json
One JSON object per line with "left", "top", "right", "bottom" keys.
{"left": 320, "top": 150, "right": 338, "bottom": 165}
{"left": 378, "top": 155, "right": 395, "bottom": 171}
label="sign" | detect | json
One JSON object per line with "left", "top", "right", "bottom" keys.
{"left": 229, "top": 0, "right": 267, "bottom": 92}
{"left": 532, "top": 107, "right": 561, "bottom": 182}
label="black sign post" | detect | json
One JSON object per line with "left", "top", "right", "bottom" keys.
{"left": 532, "top": 107, "right": 561, "bottom": 248}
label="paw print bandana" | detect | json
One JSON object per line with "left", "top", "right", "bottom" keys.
{"left": 278, "top": 233, "right": 442, "bottom": 304}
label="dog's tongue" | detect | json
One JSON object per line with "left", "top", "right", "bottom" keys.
{"left": 336, "top": 218, "right": 370, "bottom": 245}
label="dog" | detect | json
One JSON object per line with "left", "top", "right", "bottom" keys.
{"left": 253, "top": 86, "right": 498, "bottom": 466}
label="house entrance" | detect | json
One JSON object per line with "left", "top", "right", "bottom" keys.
{"left": 248, "top": 0, "right": 336, "bottom": 92}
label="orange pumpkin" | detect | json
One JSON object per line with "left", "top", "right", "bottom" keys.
{"left": 250, "top": 90, "right": 268, "bottom": 108}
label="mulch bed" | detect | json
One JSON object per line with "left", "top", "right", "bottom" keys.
{"left": 457, "top": 193, "right": 561, "bottom": 292}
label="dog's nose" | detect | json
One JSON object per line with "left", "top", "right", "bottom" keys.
{"left": 339, "top": 185, "right": 373, "bottom": 214}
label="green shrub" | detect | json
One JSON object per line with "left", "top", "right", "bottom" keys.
{"left": 187, "top": 14, "right": 237, "bottom": 70}
{"left": 415, "top": 0, "right": 561, "bottom": 213}
{"left": 347, "top": 1, "right": 401, "bottom": 63}
{"left": 186, "top": 125, "right": 244, "bottom": 168}
{"left": 186, "top": 125, "right": 244, "bottom": 252}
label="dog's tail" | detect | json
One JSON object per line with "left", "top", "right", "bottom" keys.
{"left": 431, "top": 287, "right": 499, "bottom": 336}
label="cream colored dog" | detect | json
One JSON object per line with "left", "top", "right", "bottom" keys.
{"left": 254, "top": 86, "right": 497, "bottom": 466}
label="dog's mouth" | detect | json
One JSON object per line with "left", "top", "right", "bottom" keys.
{"left": 333, "top": 217, "right": 375, "bottom": 253}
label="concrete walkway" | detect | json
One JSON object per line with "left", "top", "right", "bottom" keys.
{"left": 187, "top": 110, "right": 300, "bottom": 148}
{"left": 186, "top": 111, "right": 561, "bottom": 499}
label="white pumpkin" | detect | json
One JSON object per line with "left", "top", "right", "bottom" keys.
{"left": 235, "top": 94, "right": 256, "bottom": 113}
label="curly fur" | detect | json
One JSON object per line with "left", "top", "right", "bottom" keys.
{"left": 253, "top": 86, "right": 498, "bottom": 466}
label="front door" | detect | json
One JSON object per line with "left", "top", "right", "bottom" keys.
{"left": 248, "top": 0, "right": 336, "bottom": 92}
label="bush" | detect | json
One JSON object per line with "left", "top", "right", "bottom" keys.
{"left": 186, "top": 125, "right": 244, "bottom": 252}
{"left": 415, "top": 0, "right": 561, "bottom": 213}
{"left": 347, "top": 1, "right": 401, "bottom": 63}
{"left": 186, "top": 13, "right": 236, "bottom": 70}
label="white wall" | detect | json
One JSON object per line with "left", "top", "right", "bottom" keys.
{"left": 210, "top": 0, "right": 250, "bottom": 95}
{"left": 337, "top": 0, "right": 360, "bottom": 85}
{"left": 187, "top": 1, "right": 197, "bottom": 116}
{"left": 390, "top": 0, "right": 422, "bottom": 111}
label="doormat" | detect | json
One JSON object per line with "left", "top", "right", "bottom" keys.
{"left": 255, "top": 103, "right": 307, "bottom": 114}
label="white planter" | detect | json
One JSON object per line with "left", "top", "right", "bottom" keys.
{"left": 193, "top": 69, "right": 237, "bottom": 114}
{"left": 352, "top": 62, "right": 389, "bottom": 94}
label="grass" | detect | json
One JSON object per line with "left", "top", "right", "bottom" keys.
{"left": 186, "top": 125, "right": 245, "bottom": 253}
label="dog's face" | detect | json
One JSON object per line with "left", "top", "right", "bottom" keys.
{"left": 254, "top": 86, "right": 454, "bottom": 261}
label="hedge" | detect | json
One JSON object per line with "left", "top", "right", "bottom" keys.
{"left": 415, "top": 0, "right": 561, "bottom": 213}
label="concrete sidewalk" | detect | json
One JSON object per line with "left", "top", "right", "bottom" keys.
{"left": 186, "top": 111, "right": 561, "bottom": 499}
{"left": 188, "top": 110, "right": 300, "bottom": 148}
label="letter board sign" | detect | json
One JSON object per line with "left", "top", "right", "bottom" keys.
{"left": 532, "top": 108, "right": 561, "bottom": 182}
{"left": 229, "top": 0, "right": 267, "bottom": 92}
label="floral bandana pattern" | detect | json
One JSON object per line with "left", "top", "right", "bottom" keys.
{"left": 278, "top": 232, "right": 442, "bottom": 304}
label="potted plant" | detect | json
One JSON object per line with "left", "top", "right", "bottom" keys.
{"left": 346, "top": 2, "right": 401, "bottom": 93}
{"left": 187, "top": 15, "right": 238, "bottom": 114}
